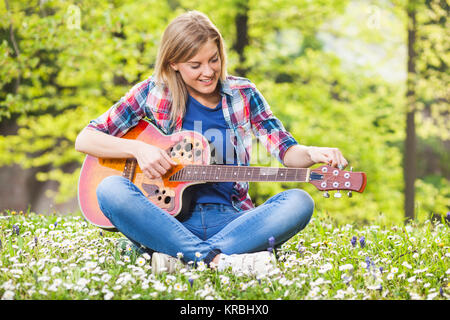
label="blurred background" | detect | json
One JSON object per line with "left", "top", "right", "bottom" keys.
{"left": 0, "top": 0, "right": 448, "bottom": 225}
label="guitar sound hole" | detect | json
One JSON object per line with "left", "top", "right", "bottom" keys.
{"left": 195, "top": 150, "right": 202, "bottom": 157}
{"left": 185, "top": 143, "right": 193, "bottom": 151}
{"left": 164, "top": 196, "right": 171, "bottom": 204}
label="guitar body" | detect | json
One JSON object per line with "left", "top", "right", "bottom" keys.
{"left": 78, "top": 119, "right": 211, "bottom": 230}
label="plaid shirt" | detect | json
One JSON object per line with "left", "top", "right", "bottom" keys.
{"left": 88, "top": 75, "right": 298, "bottom": 211}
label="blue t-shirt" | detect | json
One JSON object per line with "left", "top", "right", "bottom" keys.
{"left": 182, "top": 95, "right": 238, "bottom": 205}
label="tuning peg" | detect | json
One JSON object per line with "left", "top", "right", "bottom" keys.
{"left": 323, "top": 191, "right": 330, "bottom": 198}
{"left": 347, "top": 191, "right": 353, "bottom": 198}
{"left": 334, "top": 191, "right": 342, "bottom": 198}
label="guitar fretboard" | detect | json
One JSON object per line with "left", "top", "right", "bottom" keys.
{"left": 169, "top": 165, "right": 309, "bottom": 182}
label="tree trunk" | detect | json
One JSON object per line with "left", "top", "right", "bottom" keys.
{"left": 404, "top": 0, "right": 417, "bottom": 222}
{"left": 233, "top": 2, "right": 249, "bottom": 77}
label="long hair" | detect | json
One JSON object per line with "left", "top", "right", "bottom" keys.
{"left": 154, "top": 11, "right": 228, "bottom": 128}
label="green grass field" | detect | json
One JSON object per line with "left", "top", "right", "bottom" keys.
{"left": 0, "top": 209, "right": 448, "bottom": 300}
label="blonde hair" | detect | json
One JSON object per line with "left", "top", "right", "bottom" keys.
{"left": 154, "top": 11, "right": 228, "bottom": 128}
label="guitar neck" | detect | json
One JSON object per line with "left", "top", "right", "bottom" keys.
{"left": 169, "top": 164, "right": 311, "bottom": 183}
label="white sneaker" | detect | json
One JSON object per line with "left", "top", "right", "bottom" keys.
{"left": 218, "top": 251, "right": 276, "bottom": 276}
{"left": 151, "top": 252, "right": 183, "bottom": 274}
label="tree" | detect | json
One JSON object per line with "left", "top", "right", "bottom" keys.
{"left": 404, "top": 0, "right": 417, "bottom": 221}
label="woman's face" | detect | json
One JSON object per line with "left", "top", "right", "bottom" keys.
{"left": 170, "top": 39, "right": 221, "bottom": 104}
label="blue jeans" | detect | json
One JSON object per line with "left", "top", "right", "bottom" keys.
{"left": 96, "top": 176, "right": 314, "bottom": 264}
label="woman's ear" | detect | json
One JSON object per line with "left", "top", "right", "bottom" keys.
{"left": 170, "top": 62, "right": 179, "bottom": 72}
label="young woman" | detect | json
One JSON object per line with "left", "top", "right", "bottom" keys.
{"left": 75, "top": 11, "right": 347, "bottom": 275}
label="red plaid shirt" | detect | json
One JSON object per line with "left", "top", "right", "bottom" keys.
{"left": 88, "top": 75, "right": 298, "bottom": 211}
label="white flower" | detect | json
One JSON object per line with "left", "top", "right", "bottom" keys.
{"left": 101, "top": 274, "right": 112, "bottom": 282}
{"left": 220, "top": 276, "right": 229, "bottom": 285}
{"left": 136, "top": 257, "right": 146, "bottom": 266}
{"left": 177, "top": 252, "right": 184, "bottom": 259}
{"left": 77, "top": 278, "right": 90, "bottom": 287}
{"left": 391, "top": 267, "right": 399, "bottom": 273}
{"left": 338, "top": 264, "right": 354, "bottom": 271}
{"left": 195, "top": 252, "right": 202, "bottom": 258}
{"left": 104, "top": 291, "right": 114, "bottom": 300}
{"left": 142, "top": 253, "right": 151, "bottom": 260}
{"left": 387, "top": 273, "right": 395, "bottom": 280}
{"left": 84, "top": 261, "right": 97, "bottom": 269}
{"left": 427, "top": 292, "right": 439, "bottom": 300}
{"left": 174, "top": 283, "right": 187, "bottom": 292}
{"left": 402, "top": 261, "right": 412, "bottom": 269}
{"left": 1, "top": 290, "right": 14, "bottom": 300}
{"left": 196, "top": 261, "right": 207, "bottom": 271}
{"left": 318, "top": 263, "right": 333, "bottom": 274}
{"left": 263, "top": 287, "right": 270, "bottom": 294}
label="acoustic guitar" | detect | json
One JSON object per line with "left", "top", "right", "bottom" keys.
{"left": 78, "top": 119, "right": 367, "bottom": 230}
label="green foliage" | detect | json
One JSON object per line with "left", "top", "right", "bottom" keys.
{"left": 0, "top": 0, "right": 448, "bottom": 224}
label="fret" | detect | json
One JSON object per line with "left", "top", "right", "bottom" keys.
{"left": 168, "top": 165, "right": 309, "bottom": 182}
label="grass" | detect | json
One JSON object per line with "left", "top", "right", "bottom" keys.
{"left": 0, "top": 209, "right": 448, "bottom": 300}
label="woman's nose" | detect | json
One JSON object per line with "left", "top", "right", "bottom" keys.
{"left": 202, "top": 64, "right": 215, "bottom": 77}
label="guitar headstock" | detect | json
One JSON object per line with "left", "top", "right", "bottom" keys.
{"left": 308, "top": 165, "right": 367, "bottom": 198}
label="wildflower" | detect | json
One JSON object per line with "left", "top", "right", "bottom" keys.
{"left": 174, "top": 283, "right": 186, "bottom": 292}
{"left": 359, "top": 236, "right": 366, "bottom": 248}
{"left": 341, "top": 274, "right": 352, "bottom": 284}
{"left": 350, "top": 236, "right": 357, "bottom": 247}
{"left": 297, "top": 245, "right": 305, "bottom": 254}
{"left": 338, "top": 264, "right": 354, "bottom": 272}
{"left": 365, "top": 256, "right": 371, "bottom": 269}
{"left": 176, "top": 252, "right": 184, "bottom": 259}
{"left": 402, "top": 261, "right": 412, "bottom": 269}
{"left": 220, "top": 276, "right": 229, "bottom": 285}
{"left": 188, "top": 278, "right": 194, "bottom": 288}
{"left": 49, "top": 224, "right": 55, "bottom": 230}
{"left": 142, "top": 253, "right": 151, "bottom": 260}
{"left": 318, "top": 263, "right": 333, "bottom": 274}
{"left": 1, "top": 290, "right": 14, "bottom": 300}
{"left": 196, "top": 261, "right": 207, "bottom": 271}
{"left": 387, "top": 273, "right": 395, "bottom": 280}
{"left": 267, "top": 238, "right": 276, "bottom": 253}
{"left": 263, "top": 287, "right": 270, "bottom": 294}
{"left": 136, "top": 257, "right": 146, "bottom": 266}
{"left": 195, "top": 252, "right": 201, "bottom": 259}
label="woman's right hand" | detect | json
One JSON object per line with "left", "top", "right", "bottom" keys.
{"left": 132, "top": 141, "right": 178, "bottom": 179}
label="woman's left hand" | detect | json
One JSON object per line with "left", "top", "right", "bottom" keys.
{"left": 307, "top": 146, "right": 348, "bottom": 169}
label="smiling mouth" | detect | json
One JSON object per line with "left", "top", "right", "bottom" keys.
{"left": 199, "top": 77, "right": 214, "bottom": 84}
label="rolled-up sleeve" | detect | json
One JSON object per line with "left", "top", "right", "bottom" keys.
{"left": 249, "top": 86, "right": 298, "bottom": 164}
